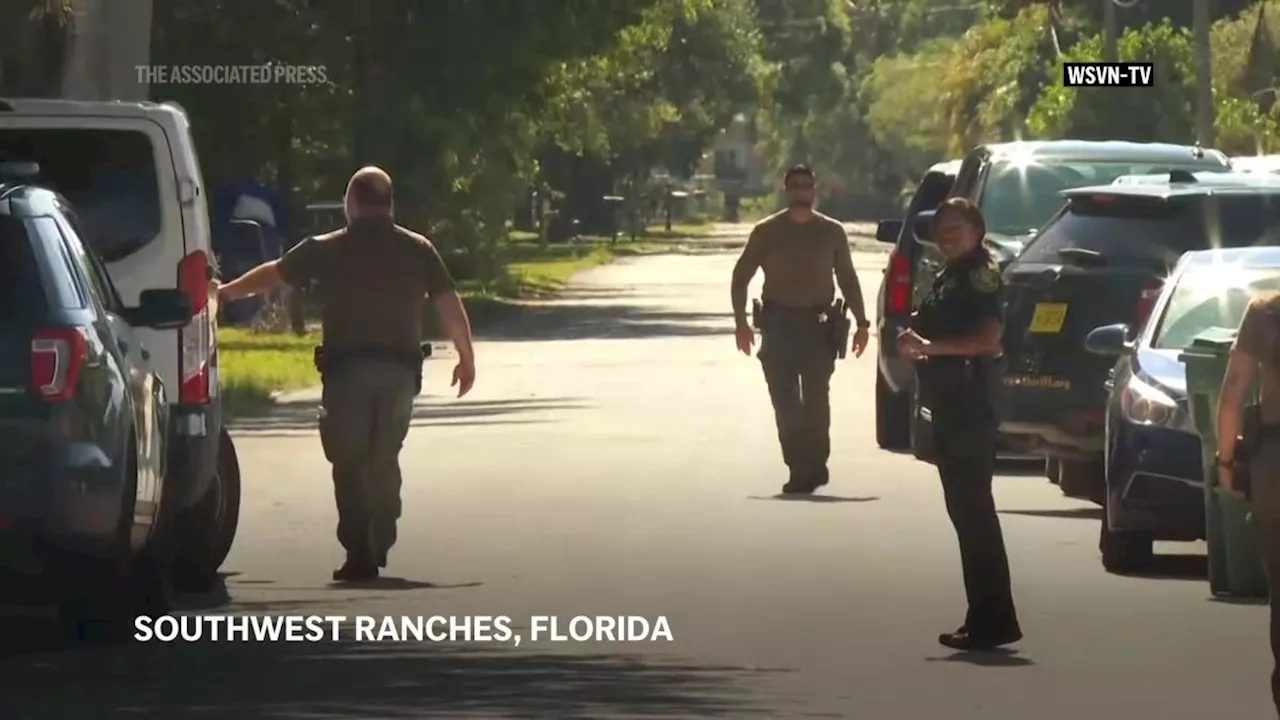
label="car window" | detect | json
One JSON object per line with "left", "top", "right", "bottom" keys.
{"left": 1152, "top": 268, "right": 1280, "bottom": 350}
{"left": 1016, "top": 195, "right": 1280, "bottom": 270}
{"left": 25, "top": 217, "right": 87, "bottom": 310}
{"left": 54, "top": 210, "right": 123, "bottom": 312}
{"left": 979, "top": 160, "right": 1228, "bottom": 236}
{"left": 0, "top": 215, "right": 49, "bottom": 325}
{"left": 0, "top": 129, "right": 160, "bottom": 263}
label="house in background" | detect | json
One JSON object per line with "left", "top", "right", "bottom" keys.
{"left": 700, "top": 113, "right": 767, "bottom": 220}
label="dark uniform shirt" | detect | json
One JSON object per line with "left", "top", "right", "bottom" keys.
{"left": 1236, "top": 298, "right": 1280, "bottom": 426}
{"left": 911, "top": 246, "right": 1004, "bottom": 420}
{"left": 731, "top": 210, "right": 866, "bottom": 322}
{"left": 276, "top": 217, "right": 456, "bottom": 355}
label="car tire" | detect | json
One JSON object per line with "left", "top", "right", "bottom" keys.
{"left": 909, "top": 384, "right": 935, "bottom": 463}
{"left": 875, "top": 373, "right": 911, "bottom": 450}
{"left": 1100, "top": 519, "right": 1154, "bottom": 574}
{"left": 1058, "top": 458, "right": 1105, "bottom": 503}
{"left": 172, "top": 427, "right": 241, "bottom": 593}
{"left": 1045, "top": 457, "right": 1060, "bottom": 484}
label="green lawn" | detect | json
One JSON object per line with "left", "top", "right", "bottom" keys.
{"left": 217, "top": 235, "right": 661, "bottom": 418}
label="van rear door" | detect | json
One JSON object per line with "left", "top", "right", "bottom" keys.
{"left": 0, "top": 105, "right": 184, "bottom": 405}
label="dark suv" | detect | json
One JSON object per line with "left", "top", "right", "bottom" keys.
{"left": 875, "top": 160, "right": 958, "bottom": 448}
{"left": 894, "top": 141, "right": 1231, "bottom": 459}
{"left": 0, "top": 174, "right": 192, "bottom": 640}
{"left": 998, "top": 171, "right": 1280, "bottom": 503}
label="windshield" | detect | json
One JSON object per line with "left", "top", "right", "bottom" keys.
{"left": 980, "top": 160, "right": 1226, "bottom": 237}
{"left": 1153, "top": 268, "right": 1280, "bottom": 350}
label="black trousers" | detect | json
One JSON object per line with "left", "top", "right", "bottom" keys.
{"left": 318, "top": 359, "right": 417, "bottom": 565}
{"left": 932, "top": 404, "right": 1020, "bottom": 636}
{"left": 758, "top": 315, "right": 834, "bottom": 474}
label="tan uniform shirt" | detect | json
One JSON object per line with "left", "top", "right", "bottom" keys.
{"left": 1236, "top": 298, "right": 1280, "bottom": 425}
{"left": 731, "top": 210, "right": 866, "bottom": 323}
{"left": 277, "top": 217, "right": 456, "bottom": 355}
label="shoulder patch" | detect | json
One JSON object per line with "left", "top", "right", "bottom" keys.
{"left": 970, "top": 264, "right": 1000, "bottom": 293}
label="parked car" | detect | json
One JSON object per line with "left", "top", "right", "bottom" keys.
{"left": 874, "top": 160, "right": 960, "bottom": 449}
{"left": 0, "top": 98, "right": 240, "bottom": 591}
{"left": 1084, "top": 246, "right": 1280, "bottom": 572}
{"left": 897, "top": 141, "right": 1231, "bottom": 459}
{"left": 0, "top": 171, "right": 194, "bottom": 638}
{"left": 997, "top": 172, "right": 1280, "bottom": 505}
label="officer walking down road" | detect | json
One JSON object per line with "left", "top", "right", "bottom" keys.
{"left": 731, "top": 165, "right": 870, "bottom": 494}
{"left": 216, "top": 166, "right": 477, "bottom": 582}
{"left": 898, "top": 197, "right": 1021, "bottom": 651}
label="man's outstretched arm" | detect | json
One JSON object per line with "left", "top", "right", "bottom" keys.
{"left": 432, "top": 291, "right": 475, "bottom": 363}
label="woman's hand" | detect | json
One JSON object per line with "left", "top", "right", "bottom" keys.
{"left": 897, "top": 329, "right": 930, "bottom": 360}
{"left": 1219, "top": 464, "right": 1245, "bottom": 499}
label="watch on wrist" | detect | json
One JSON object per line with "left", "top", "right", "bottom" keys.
{"left": 856, "top": 320, "right": 871, "bottom": 330}
{"left": 1216, "top": 452, "right": 1235, "bottom": 468}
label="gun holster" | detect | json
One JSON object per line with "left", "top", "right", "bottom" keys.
{"left": 751, "top": 299, "right": 762, "bottom": 330}
{"left": 826, "top": 299, "right": 850, "bottom": 360}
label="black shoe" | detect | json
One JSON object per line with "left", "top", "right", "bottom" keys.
{"left": 938, "top": 627, "right": 1022, "bottom": 651}
{"left": 812, "top": 466, "right": 829, "bottom": 488}
{"left": 332, "top": 559, "right": 378, "bottom": 582}
{"left": 782, "top": 469, "right": 816, "bottom": 495}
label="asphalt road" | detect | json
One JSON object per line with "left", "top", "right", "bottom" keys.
{"left": 1, "top": 240, "right": 1275, "bottom": 718}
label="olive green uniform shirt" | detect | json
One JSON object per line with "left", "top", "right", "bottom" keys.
{"left": 276, "top": 217, "right": 456, "bottom": 355}
{"left": 731, "top": 210, "right": 867, "bottom": 324}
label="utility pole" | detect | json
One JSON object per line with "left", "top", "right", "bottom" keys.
{"left": 1193, "top": 0, "right": 1215, "bottom": 146}
{"left": 1103, "top": 0, "right": 1117, "bottom": 62}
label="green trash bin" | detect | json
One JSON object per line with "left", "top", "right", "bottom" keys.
{"left": 1181, "top": 327, "right": 1270, "bottom": 599}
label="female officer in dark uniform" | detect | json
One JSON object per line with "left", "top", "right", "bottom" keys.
{"left": 897, "top": 197, "right": 1022, "bottom": 651}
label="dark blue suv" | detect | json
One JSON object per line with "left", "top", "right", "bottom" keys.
{"left": 0, "top": 173, "right": 192, "bottom": 640}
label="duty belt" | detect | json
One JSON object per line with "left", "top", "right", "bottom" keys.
{"left": 314, "top": 343, "right": 433, "bottom": 393}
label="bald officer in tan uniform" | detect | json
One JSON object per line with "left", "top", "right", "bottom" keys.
{"left": 217, "top": 166, "right": 476, "bottom": 581}
{"left": 731, "top": 165, "right": 870, "bottom": 494}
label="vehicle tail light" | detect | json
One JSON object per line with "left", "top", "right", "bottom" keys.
{"left": 1135, "top": 278, "right": 1163, "bottom": 328}
{"left": 177, "top": 251, "right": 211, "bottom": 404}
{"left": 31, "top": 328, "right": 88, "bottom": 402}
{"left": 885, "top": 250, "right": 912, "bottom": 315}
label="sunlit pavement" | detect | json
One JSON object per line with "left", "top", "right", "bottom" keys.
{"left": 0, "top": 241, "right": 1273, "bottom": 718}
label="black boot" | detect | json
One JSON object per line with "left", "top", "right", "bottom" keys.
{"left": 938, "top": 625, "right": 1022, "bottom": 651}
{"left": 782, "top": 468, "right": 816, "bottom": 495}
{"left": 332, "top": 554, "right": 378, "bottom": 582}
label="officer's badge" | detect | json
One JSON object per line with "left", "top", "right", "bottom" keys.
{"left": 971, "top": 265, "right": 1000, "bottom": 294}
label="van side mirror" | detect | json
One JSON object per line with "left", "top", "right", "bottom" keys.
{"left": 875, "top": 219, "right": 903, "bottom": 244}
{"left": 912, "top": 209, "right": 937, "bottom": 246}
{"left": 126, "top": 288, "right": 193, "bottom": 329}
{"left": 1084, "top": 323, "right": 1132, "bottom": 356}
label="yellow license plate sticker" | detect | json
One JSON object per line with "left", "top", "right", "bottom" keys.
{"left": 1029, "top": 303, "right": 1068, "bottom": 334}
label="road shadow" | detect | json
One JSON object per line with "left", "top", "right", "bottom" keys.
{"left": 476, "top": 302, "right": 731, "bottom": 341}
{"left": 325, "top": 578, "right": 482, "bottom": 591}
{"left": 748, "top": 495, "right": 880, "bottom": 503}
{"left": 0, "top": 639, "right": 774, "bottom": 718}
{"left": 926, "top": 649, "right": 1034, "bottom": 667}
{"left": 999, "top": 507, "right": 1103, "bottom": 520}
{"left": 1210, "top": 595, "right": 1269, "bottom": 606}
{"left": 231, "top": 397, "right": 589, "bottom": 435}
{"left": 996, "top": 458, "right": 1046, "bottom": 476}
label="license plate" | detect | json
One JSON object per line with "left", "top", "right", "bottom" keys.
{"left": 1028, "top": 303, "right": 1068, "bottom": 334}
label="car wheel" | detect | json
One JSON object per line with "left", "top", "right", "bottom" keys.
{"left": 172, "top": 427, "right": 242, "bottom": 593}
{"left": 1045, "top": 457, "right": 1060, "bottom": 484}
{"left": 1058, "top": 458, "right": 1104, "bottom": 503}
{"left": 875, "top": 373, "right": 911, "bottom": 450}
{"left": 909, "top": 385, "right": 935, "bottom": 463}
{"left": 1100, "top": 518, "right": 1154, "bottom": 574}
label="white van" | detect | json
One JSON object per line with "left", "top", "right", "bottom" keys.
{"left": 0, "top": 98, "right": 239, "bottom": 591}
